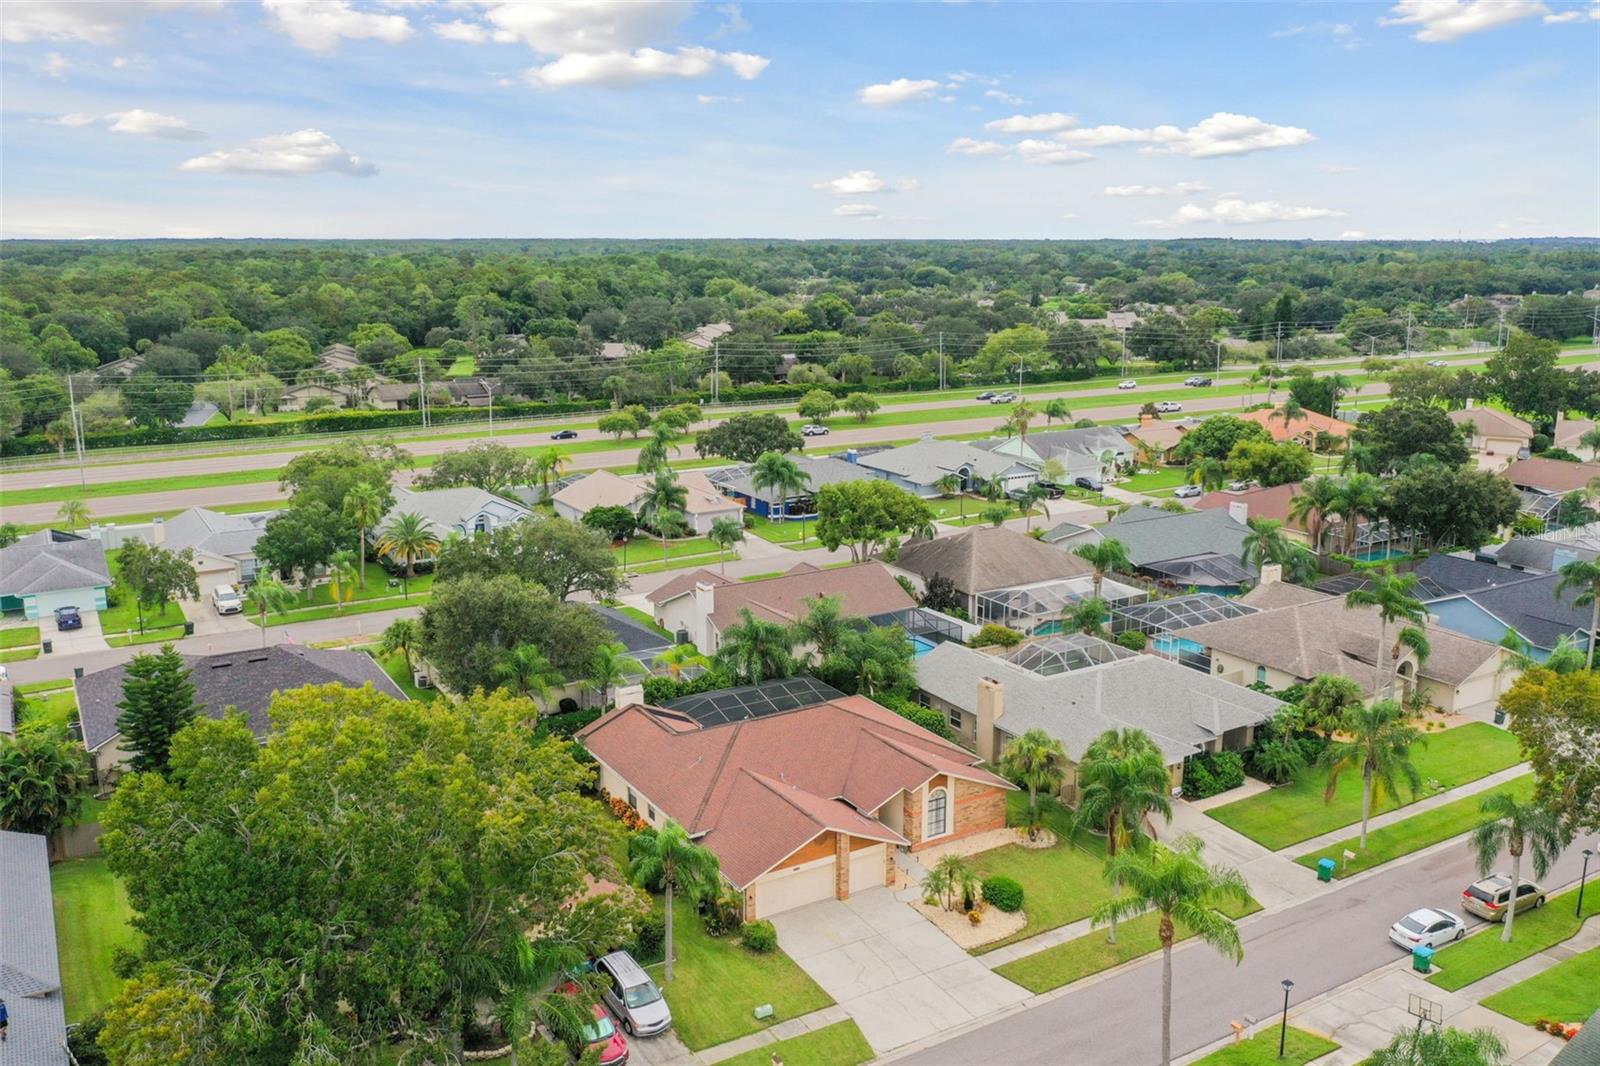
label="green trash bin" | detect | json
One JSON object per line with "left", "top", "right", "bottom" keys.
{"left": 1412, "top": 945, "right": 1435, "bottom": 974}
{"left": 1316, "top": 858, "right": 1336, "bottom": 882}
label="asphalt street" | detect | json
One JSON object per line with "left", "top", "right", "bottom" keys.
{"left": 895, "top": 838, "right": 1597, "bottom": 1066}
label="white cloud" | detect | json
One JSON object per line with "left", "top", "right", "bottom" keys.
{"left": 1103, "top": 182, "right": 1207, "bottom": 197}
{"left": 432, "top": 19, "right": 489, "bottom": 43}
{"left": 180, "top": 129, "right": 376, "bottom": 176}
{"left": 946, "top": 137, "right": 1009, "bottom": 157}
{"left": 106, "top": 109, "right": 207, "bottom": 140}
{"left": 719, "top": 51, "right": 769, "bottom": 79}
{"left": 1016, "top": 139, "right": 1092, "bottom": 166}
{"left": 481, "top": 1, "right": 688, "bottom": 53}
{"left": 44, "top": 52, "right": 69, "bottom": 78}
{"left": 1057, "top": 112, "right": 1314, "bottom": 157}
{"left": 714, "top": 3, "right": 749, "bottom": 35}
{"left": 1340, "top": 230, "right": 1367, "bottom": 239}
{"left": 858, "top": 78, "right": 941, "bottom": 106}
{"left": 1061, "top": 212, "right": 1079, "bottom": 219}
{"left": 696, "top": 93, "right": 742, "bottom": 105}
{"left": 524, "top": 46, "right": 765, "bottom": 88}
{"left": 984, "top": 89, "right": 1024, "bottom": 105}
{"left": 1, "top": 0, "right": 221, "bottom": 44}
{"left": 1155, "top": 198, "right": 1343, "bottom": 225}
{"left": 832, "top": 203, "right": 881, "bottom": 220}
{"left": 45, "top": 113, "right": 97, "bottom": 127}
{"left": 263, "top": 0, "right": 413, "bottom": 54}
{"left": 1381, "top": 0, "right": 1548, "bottom": 41}
{"left": 985, "top": 111, "right": 1076, "bottom": 134}
{"left": 1543, "top": 3, "right": 1599, "bottom": 21}
{"left": 815, "top": 170, "right": 887, "bottom": 196}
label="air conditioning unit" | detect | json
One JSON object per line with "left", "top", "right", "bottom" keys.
{"left": 413, "top": 669, "right": 434, "bottom": 689}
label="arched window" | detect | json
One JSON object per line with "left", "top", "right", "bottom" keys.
{"left": 926, "top": 787, "right": 949, "bottom": 838}
{"left": 1255, "top": 665, "right": 1268, "bottom": 685}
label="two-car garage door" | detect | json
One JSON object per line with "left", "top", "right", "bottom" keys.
{"left": 757, "top": 856, "right": 834, "bottom": 916}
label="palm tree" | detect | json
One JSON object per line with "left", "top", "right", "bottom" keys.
{"left": 1073, "top": 538, "right": 1130, "bottom": 599}
{"left": 750, "top": 450, "right": 810, "bottom": 534}
{"left": 935, "top": 472, "right": 968, "bottom": 523}
{"left": 533, "top": 447, "right": 569, "bottom": 499}
{"left": 1288, "top": 476, "right": 1342, "bottom": 553}
{"left": 1189, "top": 457, "right": 1227, "bottom": 492}
{"left": 1343, "top": 567, "right": 1426, "bottom": 696}
{"left": 714, "top": 607, "right": 795, "bottom": 683}
{"left": 638, "top": 470, "right": 689, "bottom": 564}
{"left": 1006, "top": 399, "right": 1037, "bottom": 443}
{"left": 653, "top": 643, "right": 710, "bottom": 680}
{"left": 585, "top": 641, "right": 645, "bottom": 708}
{"left": 327, "top": 549, "right": 358, "bottom": 610}
{"left": 628, "top": 820, "right": 722, "bottom": 982}
{"left": 243, "top": 576, "right": 293, "bottom": 647}
{"left": 793, "top": 595, "right": 849, "bottom": 663}
{"left": 375, "top": 512, "right": 440, "bottom": 598}
{"left": 1017, "top": 482, "right": 1050, "bottom": 530}
{"left": 1239, "top": 516, "right": 1293, "bottom": 573}
{"left": 1092, "top": 835, "right": 1251, "bottom": 1066}
{"left": 707, "top": 517, "right": 744, "bottom": 574}
{"left": 1075, "top": 728, "right": 1174, "bottom": 943}
{"left": 56, "top": 499, "right": 90, "bottom": 531}
{"left": 1063, "top": 595, "right": 1109, "bottom": 637}
{"left": 1273, "top": 396, "right": 1304, "bottom": 433}
{"left": 1340, "top": 441, "right": 1380, "bottom": 476}
{"left": 1331, "top": 473, "right": 1385, "bottom": 555}
{"left": 493, "top": 642, "right": 560, "bottom": 702}
{"left": 1554, "top": 559, "right": 1600, "bottom": 669}
{"left": 343, "top": 481, "right": 385, "bottom": 589}
{"left": 1000, "top": 729, "right": 1068, "bottom": 835}
{"left": 1470, "top": 793, "right": 1564, "bottom": 943}
{"left": 1580, "top": 427, "right": 1600, "bottom": 461}
{"left": 1325, "top": 372, "right": 1352, "bottom": 414}
{"left": 1321, "top": 699, "right": 1423, "bottom": 849}
{"left": 1370, "top": 1026, "right": 1509, "bottom": 1066}
{"left": 1043, "top": 398, "right": 1071, "bottom": 424}
{"left": 378, "top": 617, "right": 421, "bottom": 670}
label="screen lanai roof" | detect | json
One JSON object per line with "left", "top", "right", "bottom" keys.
{"left": 1115, "top": 593, "right": 1259, "bottom": 631}
{"left": 661, "top": 676, "right": 847, "bottom": 727}
{"left": 978, "top": 574, "right": 1144, "bottom": 616}
{"left": 1004, "top": 634, "right": 1137, "bottom": 676}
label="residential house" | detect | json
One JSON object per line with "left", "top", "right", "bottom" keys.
{"left": 1192, "top": 481, "right": 1393, "bottom": 554}
{"left": 577, "top": 676, "right": 1014, "bottom": 919}
{"left": 318, "top": 342, "right": 362, "bottom": 374}
{"left": 850, "top": 435, "right": 1039, "bottom": 497}
{"left": 1173, "top": 574, "right": 1512, "bottom": 719}
{"left": 156, "top": 506, "right": 275, "bottom": 596}
{"left": 1503, "top": 457, "right": 1600, "bottom": 527}
{"left": 278, "top": 382, "right": 351, "bottom": 412}
{"left": 92, "top": 351, "right": 145, "bottom": 380}
{"left": 1103, "top": 505, "right": 1255, "bottom": 591}
{"left": 647, "top": 560, "right": 914, "bottom": 652}
{"left": 1425, "top": 572, "right": 1591, "bottom": 661}
{"left": 1554, "top": 414, "right": 1598, "bottom": 456}
{"left": 1238, "top": 407, "right": 1353, "bottom": 448}
{"left": 1317, "top": 553, "right": 1539, "bottom": 599}
{"left": 1448, "top": 405, "right": 1533, "bottom": 472}
{"left": 599, "top": 342, "right": 639, "bottom": 362}
{"left": 1122, "top": 414, "right": 1202, "bottom": 463}
{"left": 1039, "top": 521, "right": 1103, "bottom": 551}
{"left": 1482, "top": 522, "right": 1600, "bottom": 572}
{"left": 710, "top": 455, "right": 867, "bottom": 519}
{"left": 75, "top": 645, "right": 407, "bottom": 782}
{"left": 0, "top": 530, "right": 112, "bottom": 619}
{"left": 975, "top": 426, "right": 1134, "bottom": 481}
{"left": 445, "top": 378, "right": 498, "bottom": 408}
{"left": 915, "top": 638, "right": 1280, "bottom": 800}
{"left": 551, "top": 469, "right": 742, "bottom": 535}
{"left": 373, "top": 485, "right": 531, "bottom": 564}
{"left": 372, "top": 382, "right": 421, "bottom": 410}
{"left": 681, "top": 322, "right": 733, "bottom": 350}
{"left": 0, "top": 829, "right": 67, "bottom": 1063}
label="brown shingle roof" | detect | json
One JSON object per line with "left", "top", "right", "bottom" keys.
{"left": 1239, "top": 408, "right": 1352, "bottom": 442}
{"left": 1194, "top": 482, "right": 1306, "bottom": 530}
{"left": 1504, "top": 457, "right": 1600, "bottom": 495}
{"left": 707, "top": 562, "right": 914, "bottom": 630}
{"left": 894, "top": 526, "right": 1093, "bottom": 594}
{"left": 1448, "top": 407, "right": 1533, "bottom": 440}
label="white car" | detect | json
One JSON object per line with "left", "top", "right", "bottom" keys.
{"left": 212, "top": 584, "right": 243, "bottom": 615}
{"left": 990, "top": 392, "right": 1018, "bottom": 404}
{"left": 1154, "top": 401, "right": 1183, "bottom": 413}
{"left": 1117, "top": 380, "right": 1137, "bottom": 390}
{"left": 1388, "top": 907, "right": 1465, "bottom": 951}
{"left": 1426, "top": 359, "right": 1448, "bottom": 367}
{"left": 1173, "top": 484, "right": 1203, "bottom": 499}
{"left": 801, "top": 424, "right": 829, "bottom": 436}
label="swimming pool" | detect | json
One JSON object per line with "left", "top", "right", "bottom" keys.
{"left": 911, "top": 635, "right": 935, "bottom": 656}
{"left": 1354, "top": 546, "right": 1409, "bottom": 562}
{"left": 1152, "top": 635, "right": 1207, "bottom": 658}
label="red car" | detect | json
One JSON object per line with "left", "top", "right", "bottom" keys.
{"left": 557, "top": 982, "right": 628, "bottom": 1066}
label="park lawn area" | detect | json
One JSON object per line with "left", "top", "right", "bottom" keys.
{"left": 970, "top": 793, "right": 1113, "bottom": 953}
{"left": 0, "top": 624, "right": 42, "bottom": 648}
{"left": 1292, "top": 775, "right": 1536, "bottom": 879}
{"left": 994, "top": 892, "right": 1261, "bottom": 994}
{"left": 1481, "top": 946, "right": 1600, "bottom": 1025}
{"left": 106, "top": 624, "right": 187, "bottom": 647}
{"left": 1428, "top": 883, "right": 1599, "bottom": 991}
{"left": 1207, "top": 723, "right": 1524, "bottom": 851}
{"left": 716, "top": 1020, "right": 873, "bottom": 1066}
{"left": 0, "top": 645, "right": 42, "bottom": 662}
{"left": 444, "top": 355, "right": 477, "bottom": 377}
{"left": 1190, "top": 1027, "right": 1339, "bottom": 1066}
{"left": 649, "top": 896, "right": 833, "bottom": 1052}
{"left": 1122, "top": 467, "right": 1189, "bottom": 494}
{"left": 52, "top": 857, "right": 140, "bottom": 1023}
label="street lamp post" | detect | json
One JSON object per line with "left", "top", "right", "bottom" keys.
{"left": 1279, "top": 979, "right": 1295, "bottom": 1058}
{"left": 1579, "top": 849, "right": 1594, "bottom": 918}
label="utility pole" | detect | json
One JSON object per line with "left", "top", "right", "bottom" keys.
{"left": 1404, "top": 311, "right": 1414, "bottom": 355}
{"left": 712, "top": 341, "right": 720, "bottom": 405}
{"left": 1591, "top": 306, "right": 1599, "bottom": 346}
{"left": 1274, "top": 322, "right": 1283, "bottom": 365}
{"left": 1118, "top": 327, "right": 1128, "bottom": 377}
{"left": 1497, "top": 310, "right": 1506, "bottom": 350}
{"left": 65, "top": 373, "right": 87, "bottom": 489}
{"left": 1215, "top": 340, "right": 1222, "bottom": 380}
{"left": 480, "top": 377, "right": 498, "bottom": 438}
{"left": 1017, "top": 351, "right": 1024, "bottom": 391}
{"left": 417, "top": 357, "right": 428, "bottom": 429}
{"left": 937, "top": 331, "right": 945, "bottom": 391}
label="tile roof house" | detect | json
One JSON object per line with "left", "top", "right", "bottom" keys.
{"left": 1103, "top": 506, "right": 1255, "bottom": 589}
{"left": 647, "top": 561, "right": 915, "bottom": 651}
{"left": 318, "top": 342, "right": 362, "bottom": 373}
{"left": 577, "top": 679, "right": 1013, "bottom": 918}
{"left": 1448, "top": 405, "right": 1533, "bottom": 472}
{"left": 0, "top": 829, "right": 67, "bottom": 1065}
{"left": 75, "top": 644, "right": 407, "bottom": 782}
{"left": 1238, "top": 408, "right": 1353, "bottom": 447}
{"left": 1122, "top": 415, "right": 1202, "bottom": 461}
{"left": 851, "top": 435, "right": 1039, "bottom": 497}
{"left": 1174, "top": 577, "right": 1512, "bottom": 719}
{"left": 1195, "top": 482, "right": 1320, "bottom": 547}
{"left": 374, "top": 485, "right": 531, "bottom": 563}
{"left": 1554, "top": 414, "right": 1598, "bottom": 455}
{"left": 890, "top": 526, "right": 1094, "bottom": 618}
{"left": 915, "top": 640, "right": 1280, "bottom": 800}
{"left": 0, "top": 530, "right": 112, "bottom": 620}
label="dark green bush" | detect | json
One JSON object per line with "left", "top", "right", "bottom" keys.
{"left": 741, "top": 919, "right": 778, "bottom": 953}
{"left": 1115, "top": 630, "right": 1148, "bottom": 651}
{"left": 876, "top": 693, "right": 953, "bottom": 740}
{"left": 1182, "top": 750, "right": 1246, "bottom": 799}
{"left": 982, "top": 875, "right": 1024, "bottom": 913}
{"left": 632, "top": 912, "right": 666, "bottom": 964}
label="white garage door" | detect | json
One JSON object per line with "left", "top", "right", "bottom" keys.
{"left": 849, "top": 844, "right": 886, "bottom": 894}
{"left": 756, "top": 857, "right": 835, "bottom": 917}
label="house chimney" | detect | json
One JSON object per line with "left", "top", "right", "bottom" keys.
{"left": 1227, "top": 501, "right": 1248, "bottom": 524}
{"left": 613, "top": 682, "right": 646, "bottom": 709}
{"left": 976, "top": 677, "right": 1004, "bottom": 762}
{"left": 1259, "top": 563, "right": 1283, "bottom": 585}
{"left": 1465, "top": 398, "right": 1476, "bottom": 409}
{"left": 693, "top": 581, "right": 717, "bottom": 650}
{"left": 151, "top": 517, "right": 165, "bottom": 545}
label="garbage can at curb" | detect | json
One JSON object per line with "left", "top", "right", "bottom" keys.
{"left": 42, "top": 638, "right": 53, "bottom": 654}
{"left": 1316, "top": 857, "right": 1336, "bottom": 882}
{"left": 1412, "top": 944, "right": 1435, "bottom": 974}
{"left": 184, "top": 621, "right": 195, "bottom": 636}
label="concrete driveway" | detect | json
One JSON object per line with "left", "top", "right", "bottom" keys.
{"left": 41, "top": 608, "right": 107, "bottom": 655}
{"left": 770, "top": 888, "right": 1029, "bottom": 1055}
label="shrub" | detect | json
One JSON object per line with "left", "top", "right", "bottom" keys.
{"left": 110, "top": 945, "right": 143, "bottom": 979}
{"left": 1182, "top": 750, "right": 1246, "bottom": 799}
{"left": 68, "top": 1012, "right": 109, "bottom": 1066}
{"left": 642, "top": 667, "right": 731, "bottom": 704}
{"left": 742, "top": 919, "right": 778, "bottom": 954}
{"left": 982, "top": 875, "right": 1024, "bottom": 913}
{"left": 1248, "top": 738, "right": 1305, "bottom": 785}
{"left": 1115, "top": 630, "right": 1148, "bottom": 651}
{"left": 539, "top": 707, "right": 601, "bottom": 739}
{"left": 632, "top": 912, "right": 666, "bottom": 964}
{"left": 971, "top": 623, "right": 1024, "bottom": 648}
{"left": 877, "top": 693, "right": 954, "bottom": 740}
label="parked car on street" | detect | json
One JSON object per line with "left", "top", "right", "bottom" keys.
{"left": 54, "top": 605, "right": 82, "bottom": 631}
{"left": 1462, "top": 874, "right": 1546, "bottom": 921}
{"left": 975, "top": 391, "right": 996, "bottom": 401}
{"left": 212, "top": 584, "right": 243, "bottom": 615}
{"left": 551, "top": 429, "right": 579, "bottom": 440}
{"left": 595, "top": 951, "right": 672, "bottom": 1037}
{"left": 1184, "top": 376, "right": 1213, "bottom": 387}
{"left": 1173, "top": 484, "right": 1203, "bottom": 499}
{"left": 1388, "top": 907, "right": 1465, "bottom": 950}
{"left": 801, "top": 423, "right": 829, "bottom": 436}
{"left": 1117, "top": 380, "right": 1138, "bottom": 390}
{"left": 1154, "top": 401, "right": 1182, "bottom": 413}
{"left": 990, "top": 391, "right": 1018, "bottom": 404}
{"left": 1073, "top": 475, "right": 1103, "bottom": 492}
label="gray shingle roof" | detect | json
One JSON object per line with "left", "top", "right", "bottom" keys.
{"left": 1105, "top": 506, "right": 1251, "bottom": 568}
{"left": 595, "top": 605, "right": 674, "bottom": 659}
{"left": 75, "top": 645, "right": 407, "bottom": 752}
{"left": 1488, "top": 526, "right": 1600, "bottom": 573}
{"left": 894, "top": 526, "right": 1094, "bottom": 594}
{"left": 380, "top": 486, "right": 530, "bottom": 539}
{"left": 915, "top": 642, "right": 1279, "bottom": 764}
{"left": 714, "top": 455, "right": 867, "bottom": 502}
{"left": 0, "top": 830, "right": 67, "bottom": 1065}
{"left": 0, "top": 530, "right": 112, "bottom": 598}
{"left": 853, "top": 439, "right": 1030, "bottom": 486}
{"left": 160, "top": 507, "right": 274, "bottom": 560}
{"left": 1428, "top": 573, "right": 1590, "bottom": 651}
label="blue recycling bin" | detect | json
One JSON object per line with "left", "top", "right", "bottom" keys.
{"left": 1316, "top": 858, "right": 1336, "bottom": 882}
{"left": 1412, "top": 945, "right": 1435, "bottom": 974}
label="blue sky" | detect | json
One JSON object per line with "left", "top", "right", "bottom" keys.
{"left": 3, "top": 0, "right": 1597, "bottom": 240}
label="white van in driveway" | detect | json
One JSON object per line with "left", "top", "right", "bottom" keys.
{"left": 212, "top": 585, "right": 243, "bottom": 615}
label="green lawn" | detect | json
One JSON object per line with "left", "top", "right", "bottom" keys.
{"left": 610, "top": 604, "right": 673, "bottom": 640}
{"left": 444, "top": 355, "right": 477, "bottom": 377}
{"left": 16, "top": 677, "right": 72, "bottom": 695}
{"left": 102, "top": 550, "right": 191, "bottom": 637}
{"left": 0, "top": 645, "right": 41, "bottom": 662}
{"left": 367, "top": 649, "right": 437, "bottom": 702}
{"left": 623, "top": 551, "right": 728, "bottom": 576}
{"left": 52, "top": 857, "right": 140, "bottom": 1023}
{"left": 19, "top": 687, "right": 79, "bottom": 735}
{"left": 649, "top": 897, "right": 834, "bottom": 1051}
{"left": 0, "top": 624, "right": 41, "bottom": 648}
{"left": 106, "top": 624, "right": 188, "bottom": 647}
{"left": 1292, "top": 775, "right": 1536, "bottom": 879}
{"left": 619, "top": 535, "right": 723, "bottom": 562}
{"left": 1190, "top": 1027, "right": 1339, "bottom": 1066}
{"left": 1207, "top": 723, "right": 1525, "bottom": 851}
{"left": 294, "top": 570, "right": 434, "bottom": 607}
{"left": 1428, "top": 884, "right": 1599, "bottom": 991}
{"left": 747, "top": 513, "right": 815, "bottom": 547}
{"left": 1481, "top": 946, "right": 1600, "bottom": 1025}
{"left": 1122, "top": 467, "right": 1189, "bottom": 494}
{"left": 970, "top": 793, "right": 1114, "bottom": 953}
{"left": 716, "top": 1020, "right": 873, "bottom": 1066}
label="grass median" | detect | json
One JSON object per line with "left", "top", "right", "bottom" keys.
{"left": 1428, "top": 884, "right": 1600, "bottom": 992}
{"left": 1292, "top": 775, "right": 1535, "bottom": 879}
{"left": 1480, "top": 946, "right": 1600, "bottom": 1025}
{"left": 1190, "top": 1027, "right": 1339, "bottom": 1066}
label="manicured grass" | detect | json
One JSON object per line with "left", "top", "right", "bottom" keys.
{"left": 19, "top": 687, "right": 79, "bottom": 735}
{"left": 716, "top": 1020, "right": 873, "bottom": 1066}
{"left": 1122, "top": 467, "right": 1189, "bottom": 493}
{"left": 0, "top": 645, "right": 41, "bottom": 662}
{"left": 747, "top": 513, "right": 815, "bottom": 547}
{"left": 611, "top": 604, "right": 673, "bottom": 640}
{"left": 970, "top": 793, "right": 1114, "bottom": 953}
{"left": 649, "top": 896, "right": 833, "bottom": 1052}
{"left": 444, "top": 355, "right": 477, "bottom": 377}
{"left": 994, "top": 892, "right": 1261, "bottom": 993}
{"left": 106, "top": 624, "right": 187, "bottom": 647}
{"left": 1207, "top": 723, "right": 1525, "bottom": 851}
{"left": 1481, "top": 946, "right": 1600, "bottom": 1025}
{"left": 0, "top": 624, "right": 41, "bottom": 648}
{"left": 295, "top": 570, "right": 434, "bottom": 607}
{"left": 1292, "top": 775, "right": 1536, "bottom": 879}
{"left": 258, "top": 594, "right": 429, "bottom": 627}
{"left": 618, "top": 535, "right": 722, "bottom": 561}
{"left": 16, "top": 677, "right": 72, "bottom": 695}
{"left": 367, "top": 648, "right": 437, "bottom": 702}
{"left": 75, "top": 794, "right": 113, "bottom": 826}
{"left": 1428, "top": 884, "right": 1599, "bottom": 991}
{"left": 52, "top": 857, "right": 140, "bottom": 1023}
{"left": 1190, "top": 1027, "right": 1339, "bottom": 1066}
{"left": 102, "top": 551, "right": 191, "bottom": 637}
{"left": 2, "top": 466, "right": 285, "bottom": 506}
